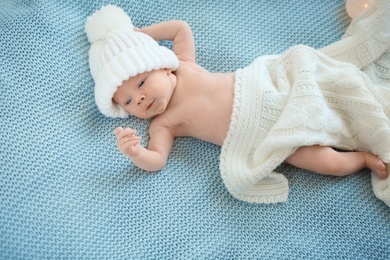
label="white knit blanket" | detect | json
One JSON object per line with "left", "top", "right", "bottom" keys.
{"left": 220, "top": 0, "right": 390, "bottom": 206}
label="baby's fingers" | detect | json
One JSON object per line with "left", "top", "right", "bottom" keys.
{"left": 113, "top": 127, "right": 123, "bottom": 136}
{"left": 118, "top": 135, "right": 141, "bottom": 146}
{"left": 119, "top": 138, "right": 142, "bottom": 156}
{"left": 115, "top": 127, "right": 137, "bottom": 139}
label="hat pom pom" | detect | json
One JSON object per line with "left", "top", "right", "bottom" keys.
{"left": 85, "top": 5, "right": 134, "bottom": 43}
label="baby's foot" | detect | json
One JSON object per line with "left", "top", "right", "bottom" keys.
{"left": 364, "top": 152, "right": 388, "bottom": 179}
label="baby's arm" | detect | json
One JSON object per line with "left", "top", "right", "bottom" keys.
{"left": 138, "top": 20, "right": 195, "bottom": 62}
{"left": 114, "top": 124, "right": 174, "bottom": 172}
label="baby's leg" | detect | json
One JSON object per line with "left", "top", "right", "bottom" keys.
{"left": 285, "top": 145, "right": 388, "bottom": 179}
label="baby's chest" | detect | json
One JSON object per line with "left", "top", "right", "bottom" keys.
{"left": 173, "top": 101, "right": 231, "bottom": 144}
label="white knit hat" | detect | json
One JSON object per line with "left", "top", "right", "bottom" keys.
{"left": 85, "top": 5, "right": 179, "bottom": 118}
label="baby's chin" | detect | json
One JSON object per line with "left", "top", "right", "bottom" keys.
{"left": 155, "top": 106, "right": 166, "bottom": 115}
{"left": 138, "top": 103, "right": 167, "bottom": 119}
{"left": 140, "top": 110, "right": 164, "bottom": 120}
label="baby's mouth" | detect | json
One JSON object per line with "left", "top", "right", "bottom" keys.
{"left": 147, "top": 100, "right": 155, "bottom": 110}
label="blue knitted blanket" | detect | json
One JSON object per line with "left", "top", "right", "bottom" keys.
{"left": 1, "top": 0, "right": 389, "bottom": 258}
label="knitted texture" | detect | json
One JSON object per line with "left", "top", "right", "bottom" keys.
{"left": 321, "top": 0, "right": 390, "bottom": 70}
{"left": 85, "top": 5, "right": 179, "bottom": 118}
{"left": 221, "top": 45, "right": 390, "bottom": 204}
{"left": 1, "top": 0, "right": 389, "bottom": 259}
{"left": 220, "top": 0, "right": 390, "bottom": 205}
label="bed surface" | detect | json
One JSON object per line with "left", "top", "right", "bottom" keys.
{"left": 1, "top": 0, "right": 389, "bottom": 258}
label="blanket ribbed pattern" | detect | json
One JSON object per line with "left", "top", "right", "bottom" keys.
{"left": 221, "top": 45, "right": 390, "bottom": 204}
{"left": 1, "top": 0, "right": 389, "bottom": 258}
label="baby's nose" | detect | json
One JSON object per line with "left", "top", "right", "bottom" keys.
{"left": 137, "top": 95, "right": 145, "bottom": 105}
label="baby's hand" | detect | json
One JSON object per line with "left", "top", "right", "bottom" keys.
{"left": 114, "top": 127, "right": 142, "bottom": 158}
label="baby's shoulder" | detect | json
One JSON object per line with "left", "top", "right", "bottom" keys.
{"left": 176, "top": 60, "right": 209, "bottom": 75}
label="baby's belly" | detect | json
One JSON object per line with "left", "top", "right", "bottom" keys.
{"left": 178, "top": 114, "right": 231, "bottom": 146}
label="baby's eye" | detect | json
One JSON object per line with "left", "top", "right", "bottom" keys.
{"left": 125, "top": 99, "right": 132, "bottom": 105}
{"left": 138, "top": 79, "right": 145, "bottom": 88}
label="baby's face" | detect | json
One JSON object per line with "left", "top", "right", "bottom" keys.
{"left": 112, "top": 69, "right": 177, "bottom": 119}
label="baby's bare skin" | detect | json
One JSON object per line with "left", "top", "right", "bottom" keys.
{"left": 154, "top": 63, "right": 235, "bottom": 146}
{"left": 113, "top": 20, "right": 387, "bottom": 179}
{"left": 113, "top": 61, "right": 235, "bottom": 171}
